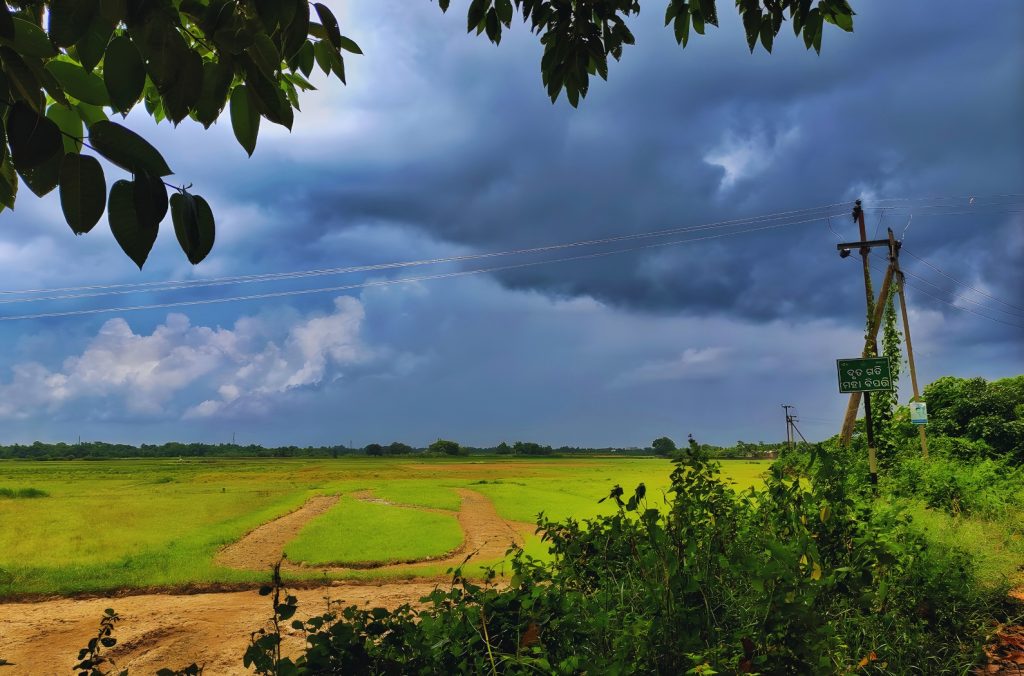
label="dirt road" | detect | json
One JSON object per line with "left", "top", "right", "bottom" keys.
{"left": 0, "top": 582, "right": 439, "bottom": 675}
{"left": 0, "top": 489, "right": 533, "bottom": 674}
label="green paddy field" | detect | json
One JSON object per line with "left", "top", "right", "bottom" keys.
{"left": 0, "top": 457, "right": 770, "bottom": 597}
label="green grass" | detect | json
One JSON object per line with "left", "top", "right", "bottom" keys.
{"left": 285, "top": 494, "right": 463, "bottom": 566}
{"left": 902, "top": 500, "right": 1024, "bottom": 587}
{"left": 0, "top": 457, "right": 770, "bottom": 596}
{"left": 0, "top": 487, "right": 48, "bottom": 498}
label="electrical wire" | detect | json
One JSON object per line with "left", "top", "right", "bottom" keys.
{"left": 898, "top": 267, "right": 1024, "bottom": 319}
{"left": 902, "top": 248, "right": 1024, "bottom": 313}
{"left": 0, "top": 201, "right": 856, "bottom": 300}
{"left": 0, "top": 212, "right": 839, "bottom": 322}
{"left": 857, "top": 258, "right": 1024, "bottom": 331}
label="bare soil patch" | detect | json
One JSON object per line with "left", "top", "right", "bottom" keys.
{"left": 0, "top": 489, "right": 533, "bottom": 673}
{"left": 0, "top": 582, "right": 439, "bottom": 674}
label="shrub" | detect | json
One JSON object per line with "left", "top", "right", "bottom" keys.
{"left": 242, "top": 447, "right": 1000, "bottom": 674}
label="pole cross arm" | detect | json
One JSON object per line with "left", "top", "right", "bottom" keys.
{"left": 836, "top": 239, "right": 891, "bottom": 250}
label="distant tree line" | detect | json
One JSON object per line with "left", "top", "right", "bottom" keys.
{"left": 0, "top": 436, "right": 790, "bottom": 461}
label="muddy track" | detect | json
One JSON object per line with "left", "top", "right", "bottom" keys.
{"left": 216, "top": 488, "right": 533, "bottom": 573}
{"left": 0, "top": 490, "right": 534, "bottom": 674}
{"left": 0, "top": 582, "right": 440, "bottom": 674}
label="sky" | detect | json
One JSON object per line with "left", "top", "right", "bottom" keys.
{"left": 0, "top": 1, "right": 1021, "bottom": 448}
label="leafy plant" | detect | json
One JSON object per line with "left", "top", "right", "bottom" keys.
{"left": 239, "top": 443, "right": 1000, "bottom": 674}
{"left": 0, "top": 0, "right": 357, "bottom": 267}
{"left": 72, "top": 608, "right": 125, "bottom": 676}
{"left": 0, "top": 1, "right": 855, "bottom": 267}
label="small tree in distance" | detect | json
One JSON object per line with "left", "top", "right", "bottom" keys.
{"left": 428, "top": 439, "right": 463, "bottom": 456}
{"left": 387, "top": 442, "right": 414, "bottom": 455}
{"left": 364, "top": 443, "right": 384, "bottom": 456}
{"left": 651, "top": 436, "right": 677, "bottom": 457}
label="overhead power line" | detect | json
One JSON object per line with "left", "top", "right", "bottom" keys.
{"left": 860, "top": 258, "right": 1024, "bottom": 331}
{"left": 0, "top": 201, "right": 855, "bottom": 300}
{"left": 0, "top": 213, "right": 842, "bottom": 322}
{"left": 902, "top": 248, "right": 1024, "bottom": 313}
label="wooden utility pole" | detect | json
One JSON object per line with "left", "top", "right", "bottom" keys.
{"left": 888, "top": 228, "right": 929, "bottom": 458}
{"left": 835, "top": 201, "right": 900, "bottom": 486}
{"left": 836, "top": 267, "right": 895, "bottom": 443}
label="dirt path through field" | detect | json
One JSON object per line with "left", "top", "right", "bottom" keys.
{"left": 216, "top": 488, "right": 532, "bottom": 573}
{"left": 214, "top": 495, "right": 341, "bottom": 571}
{"left": 0, "top": 582, "right": 439, "bottom": 675}
{"left": 1, "top": 489, "right": 533, "bottom": 674}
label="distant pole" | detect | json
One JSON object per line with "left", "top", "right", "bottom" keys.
{"left": 782, "top": 405, "right": 795, "bottom": 449}
{"left": 790, "top": 419, "right": 809, "bottom": 444}
{"left": 889, "top": 227, "right": 929, "bottom": 458}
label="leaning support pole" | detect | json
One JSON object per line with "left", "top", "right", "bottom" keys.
{"left": 839, "top": 261, "right": 895, "bottom": 446}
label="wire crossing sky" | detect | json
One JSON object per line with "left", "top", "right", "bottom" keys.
{"left": 0, "top": 0, "right": 1019, "bottom": 447}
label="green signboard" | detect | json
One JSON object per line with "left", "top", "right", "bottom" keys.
{"left": 836, "top": 357, "right": 893, "bottom": 393}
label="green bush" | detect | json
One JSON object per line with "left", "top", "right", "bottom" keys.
{"left": 887, "top": 453, "right": 1024, "bottom": 519}
{"left": 242, "top": 448, "right": 1000, "bottom": 674}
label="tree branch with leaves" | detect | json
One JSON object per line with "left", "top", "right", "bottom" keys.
{"left": 0, "top": 0, "right": 854, "bottom": 268}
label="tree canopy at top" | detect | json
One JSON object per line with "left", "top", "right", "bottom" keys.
{"left": 0, "top": 0, "right": 855, "bottom": 268}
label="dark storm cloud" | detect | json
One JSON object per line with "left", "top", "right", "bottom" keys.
{"left": 0, "top": 0, "right": 1018, "bottom": 447}
{"left": 200, "top": 0, "right": 1022, "bottom": 343}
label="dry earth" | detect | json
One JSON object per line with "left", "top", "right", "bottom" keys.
{"left": 0, "top": 489, "right": 533, "bottom": 674}
{"left": 0, "top": 582, "right": 439, "bottom": 674}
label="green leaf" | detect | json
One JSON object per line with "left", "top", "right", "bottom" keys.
{"left": 0, "top": 47, "right": 45, "bottom": 113}
{"left": 130, "top": 15, "right": 190, "bottom": 90}
{"left": 313, "top": 4, "right": 342, "bottom": 49}
{"left": 17, "top": 149, "right": 63, "bottom": 197}
{"left": 25, "top": 53, "right": 69, "bottom": 107}
{"left": 338, "top": 36, "right": 362, "bottom": 55}
{"left": 88, "top": 120, "right": 173, "bottom": 176}
{"left": 171, "top": 191, "right": 216, "bottom": 264}
{"left": 104, "top": 36, "right": 147, "bottom": 113}
{"left": 296, "top": 41, "right": 315, "bottom": 77}
{"left": 313, "top": 40, "right": 332, "bottom": 75}
{"left": 244, "top": 63, "right": 293, "bottom": 129}
{"left": 0, "top": 159, "right": 18, "bottom": 210}
{"left": 195, "top": 57, "right": 235, "bottom": 128}
{"left": 759, "top": 16, "right": 774, "bottom": 53}
{"left": 76, "top": 102, "right": 108, "bottom": 127}
{"left": 320, "top": 44, "right": 346, "bottom": 84}
{"left": 496, "top": 0, "right": 513, "bottom": 25}
{"left": 7, "top": 101, "right": 63, "bottom": 171}
{"left": 0, "top": 116, "right": 6, "bottom": 166}
{"left": 161, "top": 49, "right": 203, "bottom": 124}
{"left": 248, "top": 32, "right": 281, "bottom": 80}
{"left": 133, "top": 172, "right": 169, "bottom": 228}
{"left": 45, "top": 61, "right": 111, "bottom": 106}
{"left": 0, "top": 18, "right": 58, "bottom": 58}
{"left": 59, "top": 153, "right": 106, "bottom": 234}
{"left": 49, "top": 0, "right": 100, "bottom": 47}
{"left": 282, "top": 0, "right": 310, "bottom": 59}
{"left": 673, "top": 12, "right": 691, "bottom": 47}
{"left": 46, "top": 104, "right": 85, "bottom": 153}
{"left": 108, "top": 179, "right": 158, "bottom": 269}
{"left": 741, "top": 8, "right": 760, "bottom": 51}
{"left": 229, "top": 85, "right": 260, "bottom": 156}
{"left": 75, "top": 13, "right": 116, "bottom": 74}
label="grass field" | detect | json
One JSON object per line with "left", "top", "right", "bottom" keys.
{"left": 284, "top": 494, "right": 464, "bottom": 566}
{"left": 0, "top": 457, "right": 771, "bottom": 597}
